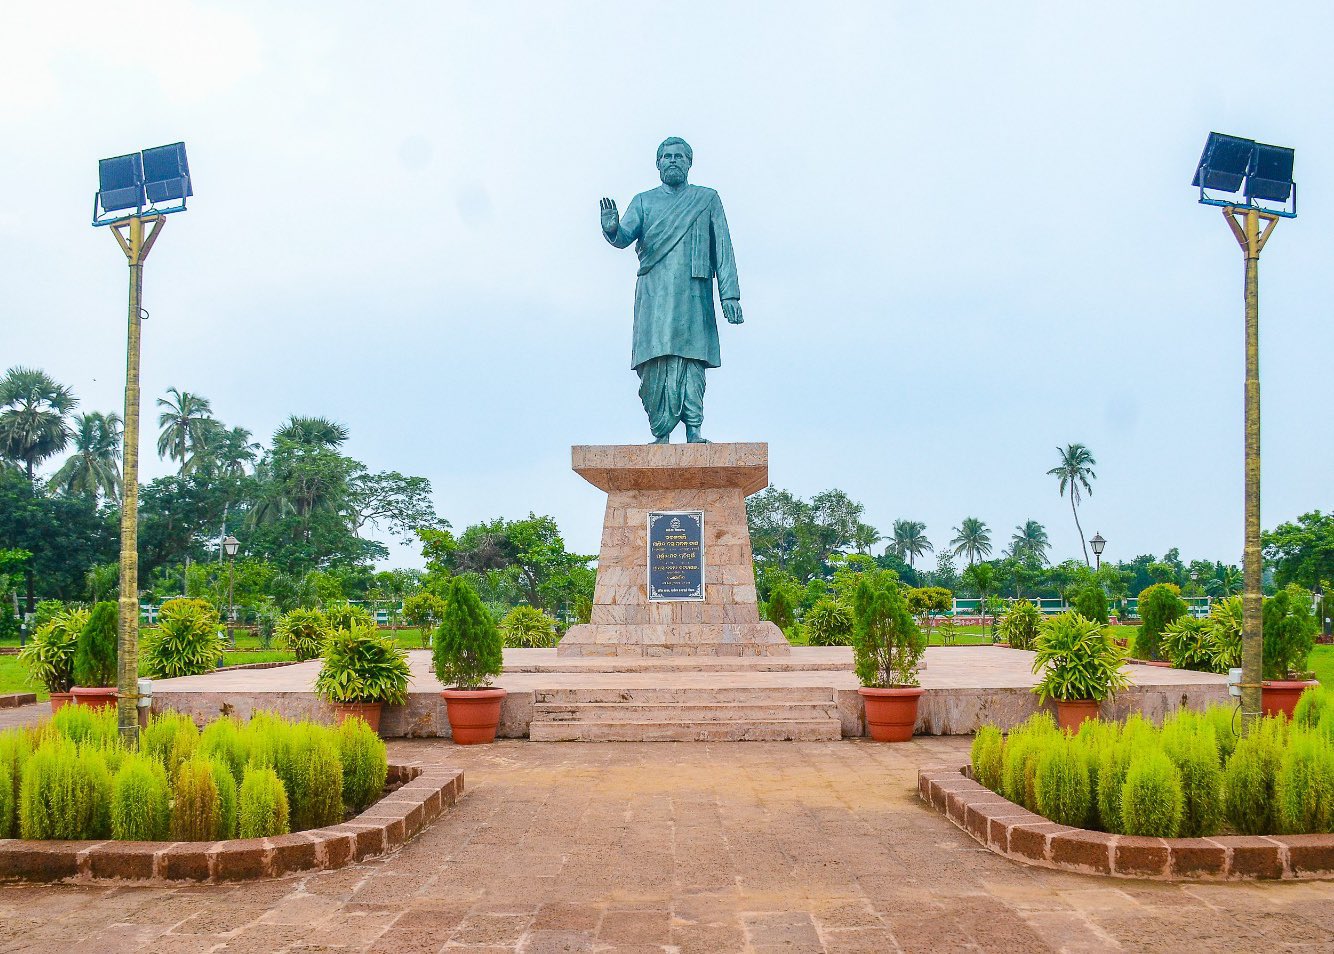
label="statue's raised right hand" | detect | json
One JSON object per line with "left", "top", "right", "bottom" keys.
{"left": 599, "top": 197, "right": 619, "bottom": 235}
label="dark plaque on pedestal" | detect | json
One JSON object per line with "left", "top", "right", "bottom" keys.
{"left": 647, "top": 510, "right": 705, "bottom": 601}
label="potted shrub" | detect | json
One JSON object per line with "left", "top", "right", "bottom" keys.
{"left": 142, "top": 598, "right": 224, "bottom": 678}
{"left": 1031, "top": 612, "right": 1130, "bottom": 731}
{"left": 314, "top": 621, "right": 412, "bottom": 732}
{"left": 1261, "top": 585, "right": 1319, "bottom": 717}
{"left": 18, "top": 607, "right": 88, "bottom": 711}
{"left": 433, "top": 577, "right": 505, "bottom": 744}
{"left": 71, "top": 601, "right": 118, "bottom": 710}
{"left": 852, "top": 575, "right": 926, "bottom": 742}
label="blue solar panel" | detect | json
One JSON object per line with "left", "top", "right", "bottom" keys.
{"left": 141, "top": 142, "right": 192, "bottom": 203}
{"left": 98, "top": 153, "right": 145, "bottom": 212}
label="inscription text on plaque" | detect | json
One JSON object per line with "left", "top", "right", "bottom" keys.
{"left": 647, "top": 510, "right": 705, "bottom": 602}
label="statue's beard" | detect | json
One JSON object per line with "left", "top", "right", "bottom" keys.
{"left": 660, "top": 166, "right": 687, "bottom": 187}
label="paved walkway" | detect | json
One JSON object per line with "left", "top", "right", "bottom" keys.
{"left": 0, "top": 736, "right": 1330, "bottom": 952}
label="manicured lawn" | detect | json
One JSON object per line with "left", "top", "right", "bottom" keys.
{"left": 219, "top": 650, "right": 297, "bottom": 667}
{"left": 0, "top": 655, "right": 45, "bottom": 700}
{"left": 1310, "top": 644, "right": 1333, "bottom": 685}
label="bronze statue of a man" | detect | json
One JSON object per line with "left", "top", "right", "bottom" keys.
{"left": 600, "top": 137, "right": 743, "bottom": 444}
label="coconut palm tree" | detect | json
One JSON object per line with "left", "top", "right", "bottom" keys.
{"left": 200, "top": 425, "right": 260, "bottom": 478}
{"left": 273, "top": 415, "right": 349, "bottom": 448}
{"left": 1047, "top": 443, "right": 1097, "bottom": 566}
{"left": 0, "top": 366, "right": 78, "bottom": 478}
{"left": 950, "top": 517, "right": 992, "bottom": 565}
{"left": 1009, "top": 520, "right": 1051, "bottom": 565}
{"left": 51, "top": 412, "right": 122, "bottom": 500}
{"left": 156, "top": 388, "right": 217, "bottom": 475}
{"left": 889, "top": 519, "right": 933, "bottom": 568}
{"left": 851, "top": 522, "right": 882, "bottom": 555}
{"left": 1206, "top": 565, "right": 1243, "bottom": 598}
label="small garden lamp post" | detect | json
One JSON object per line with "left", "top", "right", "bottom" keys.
{"left": 1089, "top": 533, "right": 1106, "bottom": 572}
{"left": 222, "top": 535, "right": 240, "bottom": 645}
{"left": 93, "top": 141, "right": 193, "bottom": 745}
{"left": 1192, "top": 131, "right": 1297, "bottom": 733}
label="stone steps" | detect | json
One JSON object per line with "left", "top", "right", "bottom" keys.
{"left": 527, "top": 685, "right": 842, "bottom": 742}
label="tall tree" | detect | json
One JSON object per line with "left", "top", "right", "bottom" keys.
{"left": 950, "top": 517, "right": 992, "bottom": 565}
{"left": 1263, "top": 511, "right": 1334, "bottom": 590}
{"left": 198, "top": 425, "right": 260, "bottom": 479}
{"left": 51, "top": 412, "right": 123, "bottom": 501}
{"left": 1008, "top": 519, "right": 1050, "bottom": 565}
{"left": 1047, "top": 443, "right": 1097, "bottom": 566}
{"left": 0, "top": 366, "right": 77, "bottom": 479}
{"left": 156, "top": 388, "right": 217, "bottom": 475}
{"left": 347, "top": 471, "right": 438, "bottom": 543}
{"left": 274, "top": 415, "right": 349, "bottom": 449}
{"left": 888, "top": 519, "right": 933, "bottom": 568}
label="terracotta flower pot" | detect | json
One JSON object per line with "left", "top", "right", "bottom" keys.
{"left": 48, "top": 692, "right": 73, "bottom": 713}
{"left": 858, "top": 686, "right": 924, "bottom": 742}
{"left": 1143, "top": 660, "right": 1174, "bottom": 668}
{"left": 332, "top": 702, "right": 383, "bottom": 733}
{"left": 1261, "top": 679, "right": 1319, "bottom": 719}
{"left": 1054, "top": 699, "right": 1101, "bottom": 732}
{"left": 70, "top": 687, "right": 117, "bottom": 712}
{"left": 441, "top": 688, "right": 507, "bottom": 745}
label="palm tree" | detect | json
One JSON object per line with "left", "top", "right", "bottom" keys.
{"left": 156, "top": 388, "right": 217, "bottom": 475}
{"left": 1047, "top": 443, "right": 1097, "bottom": 566}
{"left": 0, "top": 366, "right": 78, "bottom": 478}
{"left": 852, "top": 522, "right": 882, "bottom": 555}
{"left": 200, "top": 425, "right": 260, "bottom": 478}
{"left": 1009, "top": 520, "right": 1051, "bottom": 565}
{"left": 51, "top": 412, "right": 122, "bottom": 500}
{"left": 950, "top": 517, "right": 992, "bottom": 565}
{"left": 273, "top": 415, "right": 349, "bottom": 448}
{"left": 1207, "top": 565, "right": 1243, "bottom": 598}
{"left": 889, "top": 519, "right": 933, "bottom": 568}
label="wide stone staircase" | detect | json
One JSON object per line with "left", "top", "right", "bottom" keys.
{"left": 527, "top": 685, "right": 842, "bottom": 742}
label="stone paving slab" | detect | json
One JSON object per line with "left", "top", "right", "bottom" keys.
{"left": 0, "top": 737, "right": 1327, "bottom": 952}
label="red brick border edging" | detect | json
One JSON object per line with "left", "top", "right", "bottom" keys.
{"left": 919, "top": 761, "right": 1334, "bottom": 880}
{"left": 0, "top": 762, "right": 464, "bottom": 883}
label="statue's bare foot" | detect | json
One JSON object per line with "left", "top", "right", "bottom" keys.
{"left": 686, "top": 427, "right": 709, "bottom": 444}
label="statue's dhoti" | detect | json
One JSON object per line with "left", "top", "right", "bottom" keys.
{"left": 637, "top": 355, "right": 705, "bottom": 440}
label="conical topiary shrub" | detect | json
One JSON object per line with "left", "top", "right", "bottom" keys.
{"left": 72, "top": 601, "right": 118, "bottom": 688}
{"left": 434, "top": 577, "right": 506, "bottom": 744}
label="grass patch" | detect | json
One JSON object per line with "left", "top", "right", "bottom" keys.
{"left": 218, "top": 651, "right": 297, "bottom": 667}
{"left": 0, "top": 655, "right": 46, "bottom": 700}
{"left": 1309, "top": 645, "right": 1333, "bottom": 686}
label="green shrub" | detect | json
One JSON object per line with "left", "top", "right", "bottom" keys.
{"left": 1031, "top": 613, "right": 1129, "bottom": 704}
{"left": 19, "top": 739, "right": 112, "bottom": 840}
{"left": 763, "top": 589, "right": 795, "bottom": 632}
{"left": 338, "top": 716, "right": 388, "bottom": 813}
{"left": 48, "top": 702, "right": 118, "bottom": 749}
{"left": 142, "top": 597, "right": 223, "bottom": 679}
{"left": 1223, "top": 718, "right": 1287, "bottom": 835}
{"left": 1136, "top": 584, "right": 1186, "bottom": 662}
{"left": 851, "top": 576, "right": 924, "bottom": 688}
{"left": 804, "top": 599, "right": 855, "bottom": 647}
{"left": 170, "top": 756, "right": 220, "bottom": 841}
{"left": 999, "top": 713, "right": 1058, "bottom": 810}
{"left": 498, "top": 605, "right": 558, "bottom": 649}
{"left": 1162, "top": 617, "right": 1218, "bottom": 673}
{"left": 18, "top": 607, "right": 88, "bottom": 694}
{"left": 1263, "top": 585, "right": 1318, "bottom": 679}
{"left": 1034, "top": 737, "right": 1092, "bottom": 826}
{"left": 1096, "top": 738, "right": 1135, "bottom": 832}
{"left": 1276, "top": 732, "right": 1334, "bottom": 834}
{"left": 1070, "top": 586, "right": 1109, "bottom": 626}
{"left": 401, "top": 592, "right": 447, "bottom": 646}
{"left": 1161, "top": 714, "right": 1223, "bottom": 837}
{"left": 110, "top": 754, "right": 170, "bottom": 841}
{"left": 433, "top": 577, "right": 503, "bottom": 690}
{"left": 997, "top": 600, "right": 1042, "bottom": 650}
{"left": 142, "top": 711, "right": 200, "bottom": 780}
{"left": 72, "top": 601, "right": 118, "bottom": 688}
{"left": 1293, "top": 686, "right": 1331, "bottom": 732}
{"left": 275, "top": 608, "right": 331, "bottom": 661}
{"left": 0, "top": 760, "right": 13, "bottom": 838}
{"left": 1205, "top": 703, "right": 1240, "bottom": 762}
{"left": 245, "top": 712, "right": 296, "bottom": 798}
{"left": 287, "top": 724, "right": 343, "bottom": 831}
{"left": 0, "top": 730, "right": 31, "bottom": 836}
{"left": 199, "top": 717, "right": 249, "bottom": 785}
{"left": 315, "top": 623, "right": 412, "bottom": 705}
{"left": 210, "top": 757, "right": 238, "bottom": 839}
{"left": 1206, "top": 597, "right": 1243, "bottom": 671}
{"left": 324, "top": 601, "right": 376, "bottom": 633}
{"left": 1120, "top": 749, "right": 1184, "bottom": 837}
{"left": 238, "top": 766, "right": 290, "bottom": 838}
{"left": 970, "top": 725, "right": 1004, "bottom": 792}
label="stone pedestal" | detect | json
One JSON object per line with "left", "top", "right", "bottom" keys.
{"left": 558, "top": 443, "right": 790, "bottom": 658}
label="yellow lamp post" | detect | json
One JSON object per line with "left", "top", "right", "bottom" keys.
{"left": 94, "top": 143, "right": 193, "bottom": 745}
{"left": 1192, "top": 132, "right": 1296, "bottom": 734}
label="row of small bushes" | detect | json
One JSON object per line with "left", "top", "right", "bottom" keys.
{"left": 0, "top": 706, "right": 388, "bottom": 842}
{"left": 971, "top": 687, "right": 1334, "bottom": 837}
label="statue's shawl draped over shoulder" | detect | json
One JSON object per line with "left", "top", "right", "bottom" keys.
{"left": 634, "top": 184, "right": 717, "bottom": 280}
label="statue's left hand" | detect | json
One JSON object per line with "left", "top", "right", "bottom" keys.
{"left": 722, "top": 299, "right": 744, "bottom": 324}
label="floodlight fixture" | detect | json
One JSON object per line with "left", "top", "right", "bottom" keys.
{"left": 94, "top": 141, "right": 192, "bottom": 225}
{"left": 1193, "top": 131, "right": 1296, "bottom": 217}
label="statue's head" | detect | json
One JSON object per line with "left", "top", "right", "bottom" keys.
{"left": 656, "top": 137, "right": 692, "bottom": 187}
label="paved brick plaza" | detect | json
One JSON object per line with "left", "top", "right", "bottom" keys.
{"left": 0, "top": 729, "right": 1330, "bottom": 952}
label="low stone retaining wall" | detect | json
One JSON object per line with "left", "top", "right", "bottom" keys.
{"left": 0, "top": 762, "right": 463, "bottom": 884}
{"left": 919, "top": 762, "right": 1334, "bottom": 881}
{"left": 0, "top": 693, "right": 36, "bottom": 708}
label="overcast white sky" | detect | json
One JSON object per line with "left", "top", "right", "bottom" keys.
{"left": 3, "top": 1, "right": 1330, "bottom": 571}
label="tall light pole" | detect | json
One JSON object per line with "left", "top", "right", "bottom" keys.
{"left": 1193, "top": 132, "right": 1296, "bottom": 734}
{"left": 1089, "top": 533, "right": 1105, "bottom": 573}
{"left": 94, "top": 143, "right": 193, "bottom": 745}
{"left": 223, "top": 535, "right": 240, "bottom": 645}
